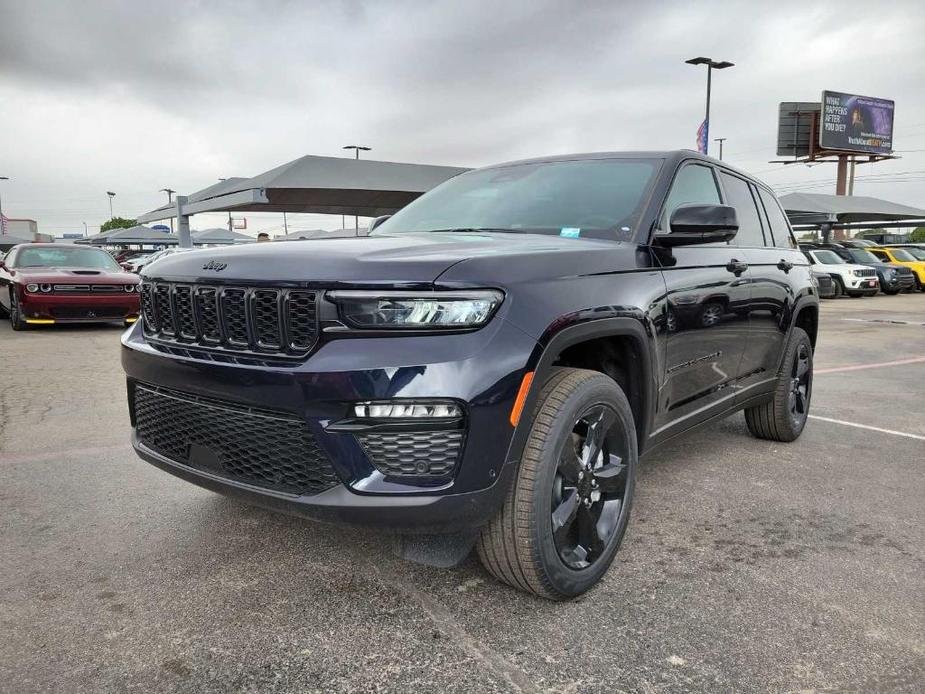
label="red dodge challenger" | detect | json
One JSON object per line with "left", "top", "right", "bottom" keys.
{"left": 0, "top": 244, "right": 140, "bottom": 330}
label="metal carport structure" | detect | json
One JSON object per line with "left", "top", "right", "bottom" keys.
{"left": 136, "top": 155, "right": 469, "bottom": 248}
{"left": 779, "top": 193, "right": 925, "bottom": 241}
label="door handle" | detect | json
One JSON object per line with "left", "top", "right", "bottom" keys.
{"left": 777, "top": 259, "right": 794, "bottom": 273}
{"left": 725, "top": 259, "right": 748, "bottom": 275}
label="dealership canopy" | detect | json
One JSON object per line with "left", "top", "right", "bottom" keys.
{"left": 81, "top": 225, "right": 178, "bottom": 246}
{"left": 779, "top": 193, "right": 925, "bottom": 223}
{"left": 136, "top": 155, "right": 469, "bottom": 225}
{"left": 191, "top": 228, "right": 253, "bottom": 244}
{"left": 0, "top": 233, "right": 35, "bottom": 251}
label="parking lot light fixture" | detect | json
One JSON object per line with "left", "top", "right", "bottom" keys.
{"left": 106, "top": 191, "right": 116, "bottom": 219}
{"left": 685, "top": 57, "right": 734, "bottom": 156}
{"left": 343, "top": 145, "right": 372, "bottom": 235}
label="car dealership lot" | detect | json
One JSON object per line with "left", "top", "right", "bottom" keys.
{"left": 2, "top": 296, "right": 923, "bottom": 693}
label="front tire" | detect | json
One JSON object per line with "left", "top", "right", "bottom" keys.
{"left": 9, "top": 291, "right": 27, "bottom": 331}
{"left": 745, "top": 327, "right": 812, "bottom": 442}
{"left": 831, "top": 277, "right": 844, "bottom": 298}
{"left": 477, "top": 368, "right": 636, "bottom": 600}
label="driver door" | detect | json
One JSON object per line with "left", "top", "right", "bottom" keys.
{"left": 652, "top": 162, "right": 752, "bottom": 435}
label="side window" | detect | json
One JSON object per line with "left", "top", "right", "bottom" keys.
{"left": 757, "top": 188, "right": 796, "bottom": 248}
{"left": 719, "top": 172, "right": 765, "bottom": 247}
{"left": 871, "top": 250, "right": 889, "bottom": 261}
{"left": 661, "top": 163, "right": 721, "bottom": 229}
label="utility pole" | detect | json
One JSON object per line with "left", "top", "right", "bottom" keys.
{"left": 82, "top": 221, "right": 88, "bottom": 237}
{"left": 0, "top": 176, "right": 8, "bottom": 236}
{"left": 714, "top": 138, "right": 726, "bottom": 160}
{"left": 343, "top": 145, "right": 371, "bottom": 235}
{"left": 283, "top": 211, "right": 289, "bottom": 235}
{"left": 685, "top": 57, "right": 734, "bottom": 156}
{"left": 160, "top": 188, "right": 176, "bottom": 232}
{"left": 106, "top": 191, "right": 116, "bottom": 219}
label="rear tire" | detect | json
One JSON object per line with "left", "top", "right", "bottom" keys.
{"left": 477, "top": 368, "right": 636, "bottom": 600}
{"left": 883, "top": 289, "right": 900, "bottom": 296}
{"left": 831, "top": 277, "right": 844, "bottom": 298}
{"left": 745, "top": 327, "right": 812, "bottom": 443}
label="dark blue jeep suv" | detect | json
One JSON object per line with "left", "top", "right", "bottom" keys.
{"left": 123, "top": 151, "right": 818, "bottom": 599}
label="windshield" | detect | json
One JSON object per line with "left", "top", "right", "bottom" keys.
{"left": 902, "top": 247, "right": 925, "bottom": 260}
{"left": 812, "top": 250, "right": 844, "bottom": 265}
{"left": 848, "top": 249, "right": 879, "bottom": 263}
{"left": 887, "top": 248, "right": 917, "bottom": 261}
{"left": 14, "top": 246, "right": 121, "bottom": 270}
{"left": 373, "top": 158, "right": 661, "bottom": 241}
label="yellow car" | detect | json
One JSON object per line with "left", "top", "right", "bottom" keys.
{"left": 869, "top": 247, "right": 925, "bottom": 291}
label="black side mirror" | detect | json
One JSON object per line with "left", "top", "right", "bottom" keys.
{"left": 657, "top": 204, "right": 738, "bottom": 247}
{"left": 369, "top": 215, "right": 391, "bottom": 232}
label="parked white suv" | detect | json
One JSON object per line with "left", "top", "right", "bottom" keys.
{"left": 802, "top": 248, "right": 880, "bottom": 297}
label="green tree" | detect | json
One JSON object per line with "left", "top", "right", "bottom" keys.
{"left": 910, "top": 226, "right": 925, "bottom": 242}
{"left": 100, "top": 217, "right": 136, "bottom": 233}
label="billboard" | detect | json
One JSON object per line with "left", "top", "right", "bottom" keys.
{"left": 820, "top": 90, "right": 894, "bottom": 155}
{"left": 776, "top": 102, "right": 821, "bottom": 157}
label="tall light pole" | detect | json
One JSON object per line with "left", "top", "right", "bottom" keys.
{"left": 685, "top": 57, "right": 734, "bottom": 156}
{"left": 343, "top": 145, "right": 371, "bottom": 234}
{"left": 714, "top": 137, "right": 726, "bottom": 160}
{"left": 82, "top": 221, "right": 88, "bottom": 237}
{"left": 106, "top": 191, "right": 116, "bottom": 219}
{"left": 161, "top": 188, "right": 176, "bottom": 232}
{"left": 0, "top": 176, "right": 8, "bottom": 236}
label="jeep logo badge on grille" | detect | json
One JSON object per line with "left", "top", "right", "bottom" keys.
{"left": 202, "top": 260, "right": 227, "bottom": 271}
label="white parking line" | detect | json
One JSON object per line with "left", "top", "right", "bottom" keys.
{"left": 808, "top": 415, "right": 925, "bottom": 442}
{"left": 815, "top": 356, "right": 925, "bottom": 374}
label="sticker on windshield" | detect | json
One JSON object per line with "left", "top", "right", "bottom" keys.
{"left": 560, "top": 227, "right": 581, "bottom": 238}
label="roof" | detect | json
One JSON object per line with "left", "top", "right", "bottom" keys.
{"left": 136, "top": 156, "right": 469, "bottom": 222}
{"left": 0, "top": 234, "right": 36, "bottom": 250}
{"left": 191, "top": 228, "right": 253, "bottom": 243}
{"left": 779, "top": 193, "right": 925, "bottom": 223}
{"left": 88, "top": 225, "right": 179, "bottom": 245}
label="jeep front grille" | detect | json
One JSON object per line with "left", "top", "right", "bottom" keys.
{"left": 140, "top": 281, "right": 319, "bottom": 357}
{"left": 856, "top": 268, "right": 877, "bottom": 277}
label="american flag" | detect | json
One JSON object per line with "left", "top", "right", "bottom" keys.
{"left": 696, "top": 118, "right": 709, "bottom": 154}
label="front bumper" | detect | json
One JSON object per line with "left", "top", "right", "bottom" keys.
{"left": 21, "top": 292, "right": 140, "bottom": 323}
{"left": 846, "top": 276, "right": 879, "bottom": 290}
{"left": 121, "top": 317, "right": 537, "bottom": 533}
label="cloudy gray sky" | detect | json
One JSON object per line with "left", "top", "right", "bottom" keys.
{"left": 2, "top": 0, "right": 924, "bottom": 237}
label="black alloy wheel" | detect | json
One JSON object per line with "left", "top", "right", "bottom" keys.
{"left": 477, "top": 367, "right": 637, "bottom": 600}
{"left": 699, "top": 303, "right": 724, "bottom": 328}
{"left": 744, "top": 327, "right": 813, "bottom": 442}
{"left": 788, "top": 341, "right": 812, "bottom": 430}
{"left": 551, "top": 404, "right": 629, "bottom": 569}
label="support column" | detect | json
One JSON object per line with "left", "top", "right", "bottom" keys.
{"left": 835, "top": 155, "right": 848, "bottom": 195}
{"left": 820, "top": 222, "right": 833, "bottom": 244}
{"left": 175, "top": 195, "right": 192, "bottom": 248}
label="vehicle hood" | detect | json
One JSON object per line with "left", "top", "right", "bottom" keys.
{"left": 11, "top": 267, "right": 138, "bottom": 284}
{"left": 813, "top": 262, "right": 871, "bottom": 273}
{"left": 142, "top": 232, "right": 641, "bottom": 285}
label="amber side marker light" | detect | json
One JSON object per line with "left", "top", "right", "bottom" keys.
{"left": 509, "top": 371, "right": 535, "bottom": 427}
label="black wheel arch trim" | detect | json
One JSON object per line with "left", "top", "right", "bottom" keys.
{"left": 503, "top": 316, "right": 658, "bottom": 465}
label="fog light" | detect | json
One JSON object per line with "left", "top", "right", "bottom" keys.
{"left": 353, "top": 401, "right": 462, "bottom": 419}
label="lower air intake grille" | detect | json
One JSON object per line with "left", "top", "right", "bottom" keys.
{"left": 357, "top": 430, "right": 464, "bottom": 477}
{"left": 134, "top": 384, "right": 340, "bottom": 495}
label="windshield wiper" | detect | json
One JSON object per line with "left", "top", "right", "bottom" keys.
{"left": 428, "top": 227, "right": 523, "bottom": 234}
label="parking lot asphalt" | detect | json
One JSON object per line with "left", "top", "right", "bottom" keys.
{"left": 2, "top": 295, "right": 924, "bottom": 694}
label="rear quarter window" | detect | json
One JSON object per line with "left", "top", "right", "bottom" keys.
{"left": 756, "top": 188, "right": 797, "bottom": 249}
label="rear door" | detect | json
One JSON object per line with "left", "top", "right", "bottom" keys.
{"left": 652, "top": 161, "right": 752, "bottom": 434}
{"left": 722, "top": 176, "right": 809, "bottom": 396}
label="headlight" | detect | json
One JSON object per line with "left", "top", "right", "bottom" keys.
{"left": 26, "top": 283, "right": 39, "bottom": 292}
{"left": 124, "top": 284, "right": 138, "bottom": 292}
{"left": 40, "top": 284, "right": 53, "bottom": 293}
{"left": 852, "top": 269, "right": 863, "bottom": 277}
{"left": 327, "top": 290, "right": 503, "bottom": 330}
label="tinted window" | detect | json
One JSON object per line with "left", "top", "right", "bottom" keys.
{"left": 885, "top": 248, "right": 917, "bottom": 261}
{"left": 719, "top": 173, "right": 765, "bottom": 247}
{"left": 903, "top": 247, "right": 925, "bottom": 260}
{"left": 812, "top": 250, "right": 845, "bottom": 265}
{"left": 14, "top": 246, "right": 120, "bottom": 270}
{"left": 757, "top": 188, "right": 796, "bottom": 248}
{"left": 870, "top": 250, "right": 890, "bottom": 261}
{"left": 661, "top": 164, "right": 721, "bottom": 228}
{"left": 848, "top": 249, "right": 880, "bottom": 263}
{"left": 374, "top": 158, "right": 661, "bottom": 241}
